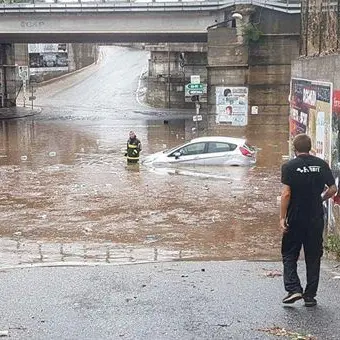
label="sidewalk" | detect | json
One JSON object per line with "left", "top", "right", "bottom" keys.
{"left": 0, "top": 106, "right": 40, "bottom": 120}
{"left": 0, "top": 260, "right": 339, "bottom": 339}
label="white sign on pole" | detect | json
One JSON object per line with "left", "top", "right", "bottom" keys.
{"left": 190, "top": 75, "right": 200, "bottom": 85}
{"left": 18, "top": 66, "right": 29, "bottom": 80}
{"left": 251, "top": 106, "right": 258, "bottom": 115}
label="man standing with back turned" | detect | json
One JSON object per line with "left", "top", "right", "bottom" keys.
{"left": 280, "top": 133, "right": 337, "bottom": 307}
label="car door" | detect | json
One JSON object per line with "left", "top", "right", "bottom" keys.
{"left": 167, "top": 142, "right": 207, "bottom": 164}
{"left": 203, "top": 142, "right": 237, "bottom": 165}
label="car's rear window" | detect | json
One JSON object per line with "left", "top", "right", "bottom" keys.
{"left": 207, "top": 142, "right": 237, "bottom": 153}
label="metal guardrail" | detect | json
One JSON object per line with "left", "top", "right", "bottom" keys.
{"left": 0, "top": 0, "right": 302, "bottom": 14}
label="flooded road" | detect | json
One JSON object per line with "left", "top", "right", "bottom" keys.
{"left": 0, "top": 46, "right": 288, "bottom": 267}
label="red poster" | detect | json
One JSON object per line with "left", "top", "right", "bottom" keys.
{"left": 333, "top": 90, "right": 340, "bottom": 115}
{"left": 289, "top": 117, "right": 306, "bottom": 137}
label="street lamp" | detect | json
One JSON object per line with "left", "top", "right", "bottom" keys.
{"left": 231, "top": 13, "right": 243, "bottom": 20}
{"left": 207, "top": 12, "right": 243, "bottom": 30}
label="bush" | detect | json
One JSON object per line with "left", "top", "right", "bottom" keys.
{"left": 242, "top": 24, "right": 263, "bottom": 43}
{"left": 325, "top": 234, "right": 340, "bottom": 260}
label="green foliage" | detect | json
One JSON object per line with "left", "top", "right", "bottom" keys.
{"left": 242, "top": 23, "right": 263, "bottom": 43}
{"left": 325, "top": 234, "right": 340, "bottom": 259}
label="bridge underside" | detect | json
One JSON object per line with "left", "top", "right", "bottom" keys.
{"left": 0, "top": 32, "right": 207, "bottom": 44}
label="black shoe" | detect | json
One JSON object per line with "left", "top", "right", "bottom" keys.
{"left": 282, "top": 292, "right": 303, "bottom": 304}
{"left": 304, "top": 296, "right": 317, "bottom": 307}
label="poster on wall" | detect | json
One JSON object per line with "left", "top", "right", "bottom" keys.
{"left": 329, "top": 89, "right": 340, "bottom": 234}
{"left": 0, "top": 68, "right": 4, "bottom": 107}
{"left": 289, "top": 78, "right": 332, "bottom": 162}
{"left": 215, "top": 87, "right": 248, "bottom": 126}
{"left": 28, "top": 43, "right": 69, "bottom": 73}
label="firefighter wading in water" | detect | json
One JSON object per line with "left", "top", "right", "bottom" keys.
{"left": 125, "top": 131, "right": 142, "bottom": 164}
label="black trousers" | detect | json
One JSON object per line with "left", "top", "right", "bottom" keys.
{"left": 281, "top": 216, "right": 324, "bottom": 298}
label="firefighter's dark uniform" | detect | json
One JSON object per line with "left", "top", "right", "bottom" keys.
{"left": 126, "top": 137, "right": 141, "bottom": 164}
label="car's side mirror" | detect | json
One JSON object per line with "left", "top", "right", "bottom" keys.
{"left": 174, "top": 151, "right": 181, "bottom": 159}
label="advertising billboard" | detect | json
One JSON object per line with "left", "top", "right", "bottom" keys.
{"left": 28, "top": 43, "right": 69, "bottom": 73}
{"left": 289, "top": 78, "right": 332, "bottom": 162}
{"left": 289, "top": 78, "right": 340, "bottom": 233}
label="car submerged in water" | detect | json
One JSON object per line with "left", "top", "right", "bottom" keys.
{"left": 143, "top": 136, "right": 257, "bottom": 167}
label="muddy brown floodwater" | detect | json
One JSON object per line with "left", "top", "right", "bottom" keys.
{"left": 0, "top": 46, "right": 289, "bottom": 267}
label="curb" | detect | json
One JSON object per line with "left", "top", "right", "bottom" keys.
{"left": 0, "top": 107, "right": 41, "bottom": 120}
{"left": 32, "top": 61, "right": 97, "bottom": 88}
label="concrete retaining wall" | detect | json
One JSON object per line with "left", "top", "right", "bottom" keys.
{"left": 28, "top": 43, "right": 96, "bottom": 83}
{"left": 146, "top": 45, "right": 207, "bottom": 109}
{"left": 292, "top": 55, "right": 340, "bottom": 88}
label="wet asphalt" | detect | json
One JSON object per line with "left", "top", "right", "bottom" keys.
{"left": 0, "top": 260, "right": 340, "bottom": 339}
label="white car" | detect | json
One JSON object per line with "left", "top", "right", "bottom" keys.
{"left": 143, "top": 136, "right": 257, "bottom": 166}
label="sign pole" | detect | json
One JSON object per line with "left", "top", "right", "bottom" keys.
{"left": 31, "top": 85, "right": 34, "bottom": 110}
{"left": 22, "top": 79, "right": 26, "bottom": 108}
{"left": 18, "top": 66, "right": 29, "bottom": 108}
{"left": 195, "top": 102, "right": 200, "bottom": 137}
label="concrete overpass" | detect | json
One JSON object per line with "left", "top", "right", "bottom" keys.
{"left": 0, "top": 0, "right": 301, "bottom": 123}
{"left": 0, "top": 0, "right": 301, "bottom": 43}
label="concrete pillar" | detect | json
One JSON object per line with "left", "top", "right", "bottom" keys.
{"left": 234, "top": 5, "right": 254, "bottom": 44}
{"left": 0, "top": 44, "right": 17, "bottom": 108}
{"left": 145, "top": 43, "right": 207, "bottom": 109}
{"left": 207, "top": 5, "right": 300, "bottom": 128}
{"left": 207, "top": 14, "right": 249, "bottom": 127}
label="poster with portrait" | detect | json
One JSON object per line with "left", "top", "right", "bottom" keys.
{"left": 215, "top": 87, "right": 248, "bottom": 126}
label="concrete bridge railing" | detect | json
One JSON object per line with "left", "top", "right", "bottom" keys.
{"left": 0, "top": 0, "right": 301, "bottom": 14}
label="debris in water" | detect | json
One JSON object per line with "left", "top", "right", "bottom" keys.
{"left": 263, "top": 269, "right": 282, "bottom": 278}
{"left": 83, "top": 227, "right": 93, "bottom": 233}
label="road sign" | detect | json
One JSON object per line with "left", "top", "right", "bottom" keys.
{"left": 186, "top": 83, "right": 203, "bottom": 90}
{"left": 189, "top": 89, "right": 204, "bottom": 95}
{"left": 185, "top": 83, "right": 207, "bottom": 103}
{"left": 191, "top": 75, "right": 200, "bottom": 84}
{"left": 193, "top": 115, "right": 203, "bottom": 122}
